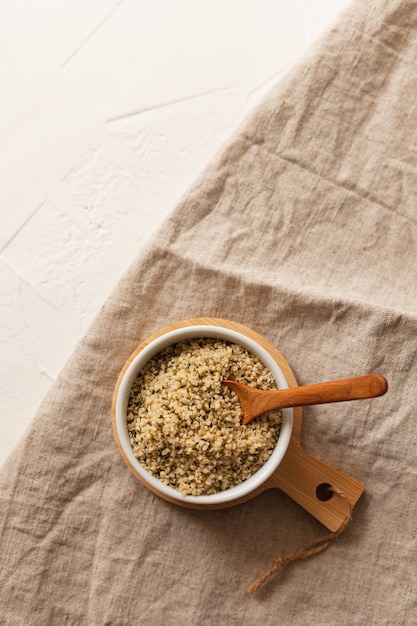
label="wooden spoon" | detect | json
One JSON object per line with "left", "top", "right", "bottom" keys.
{"left": 222, "top": 374, "right": 388, "bottom": 425}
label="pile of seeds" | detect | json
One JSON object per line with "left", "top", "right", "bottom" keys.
{"left": 127, "top": 338, "right": 281, "bottom": 496}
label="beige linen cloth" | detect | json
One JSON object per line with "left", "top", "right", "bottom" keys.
{"left": 1, "top": 1, "right": 417, "bottom": 624}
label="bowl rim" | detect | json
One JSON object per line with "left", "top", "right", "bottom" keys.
{"left": 114, "top": 323, "right": 293, "bottom": 505}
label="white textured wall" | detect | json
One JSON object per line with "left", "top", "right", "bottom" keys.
{"left": 0, "top": 0, "right": 352, "bottom": 467}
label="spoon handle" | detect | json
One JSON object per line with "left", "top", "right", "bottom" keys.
{"left": 268, "top": 374, "right": 388, "bottom": 410}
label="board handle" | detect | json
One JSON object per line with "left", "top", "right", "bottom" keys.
{"left": 266, "top": 443, "right": 365, "bottom": 531}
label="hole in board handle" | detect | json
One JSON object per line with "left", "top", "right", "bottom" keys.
{"left": 316, "top": 483, "right": 334, "bottom": 501}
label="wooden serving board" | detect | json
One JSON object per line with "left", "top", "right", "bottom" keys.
{"left": 112, "top": 318, "right": 364, "bottom": 532}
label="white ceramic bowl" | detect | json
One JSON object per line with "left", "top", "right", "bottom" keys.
{"left": 113, "top": 323, "right": 293, "bottom": 507}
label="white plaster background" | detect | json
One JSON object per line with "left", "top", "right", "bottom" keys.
{"left": 0, "top": 0, "right": 352, "bottom": 468}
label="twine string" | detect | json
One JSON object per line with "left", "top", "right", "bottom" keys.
{"left": 248, "top": 487, "right": 353, "bottom": 594}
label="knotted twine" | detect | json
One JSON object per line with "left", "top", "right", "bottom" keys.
{"left": 248, "top": 487, "right": 353, "bottom": 594}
